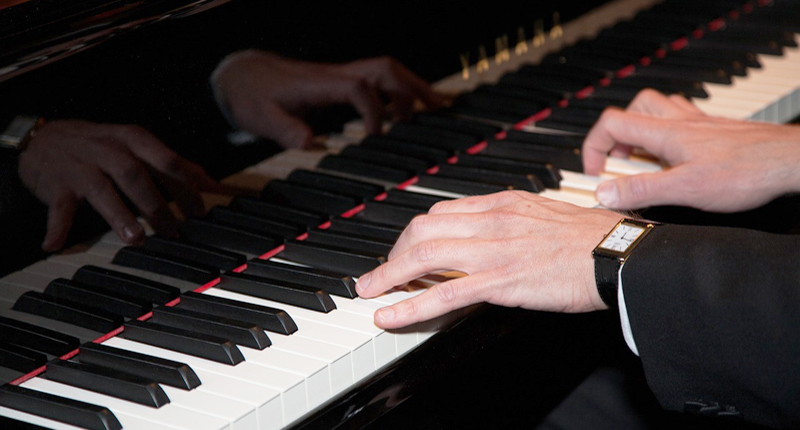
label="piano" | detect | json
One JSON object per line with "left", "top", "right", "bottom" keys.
{"left": 1, "top": 0, "right": 799, "bottom": 429}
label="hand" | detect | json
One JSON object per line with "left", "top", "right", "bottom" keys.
{"left": 355, "top": 191, "right": 622, "bottom": 329}
{"left": 18, "top": 120, "right": 221, "bottom": 251}
{"left": 213, "top": 51, "right": 443, "bottom": 149}
{"left": 583, "top": 89, "right": 800, "bottom": 212}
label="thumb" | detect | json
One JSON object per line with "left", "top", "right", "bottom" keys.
{"left": 595, "top": 170, "right": 686, "bottom": 210}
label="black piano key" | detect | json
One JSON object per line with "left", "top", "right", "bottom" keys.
{"left": 517, "top": 63, "right": 610, "bottom": 82}
{"left": 150, "top": 307, "right": 270, "bottom": 350}
{"left": 447, "top": 104, "right": 526, "bottom": 124}
{"left": 382, "top": 189, "right": 451, "bottom": 210}
{"left": 0, "top": 316, "right": 80, "bottom": 357}
{"left": 112, "top": 246, "right": 220, "bottom": 285}
{"left": 179, "top": 217, "right": 282, "bottom": 255}
{"left": 456, "top": 153, "right": 562, "bottom": 189}
{"left": 547, "top": 106, "right": 604, "bottom": 126}
{"left": 0, "top": 385, "right": 122, "bottom": 430}
{"left": 143, "top": 236, "right": 247, "bottom": 271}
{"left": 482, "top": 140, "right": 583, "bottom": 172}
{"left": 359, "top": 135, "right": 452, "bottom": 163}
{"left": 475, "top": 83, "right": 563, "bottom": 106}
{"left": 261, "top": 180, "right": 362, "bottom": 215}
{"left": 387, "top": 123, "right": 481, "bottom": 151}
{"left": 434, "top": 164, "right": 546, "bottom": 192}
{"left": 72, "top": 265, "right": 180, "bottom": 305}
{"left": 416, "top": 174, "right": 509, "bottom": 195}
{"left": 0, "top": 341, "right": 47, "bottom": 373}
{"left": 46, "top": 359, "right": 169, "bottom": 408}
{"left": 686, "top": 36, "right": 783, "bottom": 56}
{"left": 619, "top": 75, "right": 709, "bottom": 98}
{"left": 122, "top": 320, "right": 244, "bottom": 366}
{"left": 43, "top": 278, "right": 152, "bottom": 319}
{"left": 679, "top": 47, "right": 761, "bottom": 69}
{"left": 359, "top": 200, "right": 423, "bottom": 227}
{"left": 305, "top": 228, "right": 394, "bottom": 256}
{"left": 218, "top": 272, "right": 336, "bottom": 313}
{"left": 632, "top": 62, "right": 732, "bottom": 85}
{"left": 245, "top": 259, "right": 358, "bottom": 299}
{"left": 533, "top": 119, "right": 592, "bottom": 135}
{"left": 13, "top": 292, "right": 124, "bottom": 333}
{"left": 287, "top": 169, "right": 385, "bottom": 200}
{"left": 567, "top": 97, "right": 629, "bottom": 110}
{"left": 208, "top": 206, "right": 305, "bottom": 240}
{"left": 655, "top": 52, "right": 747, "bottom": 76}
{"left": 229, "top": 196, "right": 328, "bottom": 228}
{"left": 413, "top": 112, "right": 502, "bottom": 138}
{"left": 326, "top": 216, "right": 403, "bottom": 241}
{"left": 318, "top": 155, "right": 413, "bottom": 183}
{"left": 713, "top": 25, "right": 797, "bottom": 48}
{"left": 503, "top": 130, "right": 585, "bottom": 149}
{"left": 541, "top": 50, "right": 631, "bottom": 75}
{"left": 340, "top": 145, "right": 433, "bottom": 173}
{"left": 0, "top": 415, "right": 53, "bottom": 430}
{"left": 282, "top": 240, "right": 386, "bottom": 277}
{"left": 79, "top": 342, "right": 200, "bottom": 390}
{"left": 497, "top": 73, "right": 587, "bottom": 98}
{"left": 179, "top": 291, "right": 297, "bottom": 335}
{"left": 454, "top": 92, "right": 547, "bottom": 118}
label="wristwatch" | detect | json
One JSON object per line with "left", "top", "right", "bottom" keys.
{"left": 592, "top": 218, "right": 657, "bottom": 308}
{"left": 0, "top": 115, "right": 44, "bottom": 152}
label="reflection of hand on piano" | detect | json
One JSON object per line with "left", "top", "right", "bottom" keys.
{"left": 18, "top": 120, "right": 222, "bottom": 252}
{"left": 356, "top": 190, "right": 622, "bottom": 329}
{"left": 584, "top": 89, "right": 800, "bottom": 213}
{"left": 211, "top": 51, "right": 443, "bottom": 149}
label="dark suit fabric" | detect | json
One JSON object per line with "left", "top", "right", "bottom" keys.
{"left": 622, "top": 224, "right": 800, "bottom": 428}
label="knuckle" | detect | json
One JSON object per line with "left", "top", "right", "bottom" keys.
{"left": 434, "top": 282, "right": 456, "bottom": 304}
{"left": 413, "top": 241, "right": 437, "bottom": 264}
{"left": 117, "top": 159, "right": 147, "bottom": 184}
{"left": 428, "top": 200, "right": 451, "bottom": 214}
{"left": 405, "top": 215, "right": 431, "bottom": 238}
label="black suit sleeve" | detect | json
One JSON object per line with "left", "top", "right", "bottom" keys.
{"left": 621, "top": 224, "right": 800, "bottom": 429}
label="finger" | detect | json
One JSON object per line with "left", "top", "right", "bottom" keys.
{"left": 340, "top": 57, "right": 443, "bottom": 110}
{"left": 42, "top": 194, "right": 78, "bottom": 252}
{"left": 668, "top": 94, "right": 705, "bottom": 115}
{"left": 583, "top": 109, "right": 672, "bottom": 175}
{"left": 595, "top": 167, "right": 693, "bottom": 210}
{"left": 389, "top": 212, "right": 492, "bottom": 260}
{"left": 626, "top": 89, "right": 687, "bottom": 118}
{"left": 340, "top": 78, "right": 384, "bottom": 134}
{"left": 426, "top": 190, "right": 533, "bottom": 215}
{"left": 98, "top": 148, "right": 178, "bottom": 236}
{"left": 155, "top": 171, "right": 206, "bottom": 219}
{"left": 79, "top": 171, "right": 145, "bottom": 245}
{"left": 373, "top": 273, "right": 495, "bottom": 329}
{"left": 356, "top": 238, "right": 479, "bottom": 298}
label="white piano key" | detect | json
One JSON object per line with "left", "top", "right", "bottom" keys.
{"left": 1, "top": 271, "right": 52, "bottom": 291}
{"left": 238, "top": 347, "right": 331, "bottom": 410}
{"left": 558, "top": 170, "right": 605, "bottom": 192}
{"left": 603, "top": 157, "right": 661, "bottom": 176}
{"left": 0, "top": 282, "right": 36, "bottom": 304}
{"left": 22, "top": 377, "right": 230, "bottom": 430}
{"left": 539, "top": 189, "right": 598, "bottom": 208}
{"left": 104, "top": 337, "right": 286, "bottom": 429}
{"left": 160, "top": 386, "right": 258, "bottom": 430}
{"left": 203, "top": 288, "right": 376, "bottom": 381}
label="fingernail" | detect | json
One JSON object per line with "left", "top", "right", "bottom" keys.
{"left": 596, "top": 182, "right": 619, "bottom": 208}
{"left": 355, "top": 273, "right": 371, "bottom": 295}
{"left": 375, "top": 306, "right": 394, "bottom": 325}
{"left": 122, "top": 224, "right": 143, "bottom": 242}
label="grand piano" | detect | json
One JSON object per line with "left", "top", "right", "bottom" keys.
{"left": 1, "top": 0, "right": 799, "bottom": 429}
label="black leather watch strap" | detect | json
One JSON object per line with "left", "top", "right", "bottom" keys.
{"left": 594, "top": 253, "right": 621, "bottom": 308}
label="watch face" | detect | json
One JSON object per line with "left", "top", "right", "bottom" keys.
{"left": 599, "top": 223, "right": 646, "bottom": 253}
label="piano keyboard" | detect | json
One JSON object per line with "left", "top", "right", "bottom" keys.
{"left": 3, "top": 0, "right": 800, "bottom": 429}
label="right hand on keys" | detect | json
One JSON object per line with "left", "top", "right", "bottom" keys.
{"left": 584, "top": 89, "right": 800, "bottom": 213}
{"left": 18, "top": 120, "right": 222, "bottom": 252}
{"left": 212, "top": 51, "right": 444, "bottom": 149}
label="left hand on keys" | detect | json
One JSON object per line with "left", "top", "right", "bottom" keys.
{"left": 355, "top": 191, "right": 621, "bottom": 329}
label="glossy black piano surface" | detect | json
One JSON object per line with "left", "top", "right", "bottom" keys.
{"left": 1, "top": 0, "right": 799, "bottom": 429}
